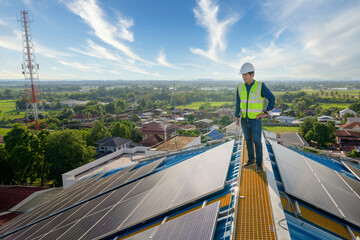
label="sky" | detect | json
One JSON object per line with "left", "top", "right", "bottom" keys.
{"left": 0, "top": 0, "right": 360, "bottom": 81}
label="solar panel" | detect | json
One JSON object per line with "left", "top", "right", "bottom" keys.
{"left": 342, "top": 161, "right": 360, "bottom": 180}
{"left": 124, "top": 228, "right": 155, "bottom": 240}
{"left": 272, "top": 142, "right": 360, "bottom": 227}
{"left": 1, "top": 140, "right": 234, "bottom": 239}
{"left": 0, "top": 165, "right": 133, "bottom": 236}
{"left": 339, "top": 173, "right": 360, "bottom": 197}
{"left": 151, "top": 201, "right": 220, "bottom": 240}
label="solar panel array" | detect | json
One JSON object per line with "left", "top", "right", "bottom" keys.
{"left": 125, "top": 201, "right": 220, "bottom": 240}
{"left": 1, "top": 140, "right": 234, "bottom": 239}
{"left": 272, "top": 143, "right": 360, "bottom": 227}
{"left": 342, "top": 161, "right": 360, "bottom": 180}
{"left": 0, "top": 159, "right": 164, "bottom": 239}
{"left": 206, "top": 130, "right": 224, "bottom": 140}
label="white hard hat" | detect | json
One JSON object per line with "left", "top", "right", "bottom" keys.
{"left": 239, "top": 62, "right": 255, "bottom": 74}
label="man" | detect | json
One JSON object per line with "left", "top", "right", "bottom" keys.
{"left": 235, "top": 62, "right": 275, "bottom": 172}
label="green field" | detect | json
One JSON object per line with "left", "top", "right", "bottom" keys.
{"left": 0, "top": 128, "right": 11, "bottom": 136}
{"left": 263, "top": 126, "right": 299, "bottom": 134}
{"left": 319, "top": 103, "right": 350, "bottom": 109}
{"left": 177, "top": 101, "right": 232, "bottom": 110}
{"left": 0, "top": 100, "right": 24, "bottom": 120}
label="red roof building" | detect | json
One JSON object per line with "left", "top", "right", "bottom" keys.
{"left": 334, "top": 130, "right": 360, "bottom": 151}
{"left": 140, "top": 122, "right": 175, "bottom": 139}
{"left": 340, "top": 122, "right": 360, "bottom": 131}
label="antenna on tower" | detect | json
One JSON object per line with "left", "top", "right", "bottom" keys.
{"left": 18, "top": 10, "right": 45, "bottom": 130}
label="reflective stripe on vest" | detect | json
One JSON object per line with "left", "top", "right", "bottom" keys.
{"left": 238, "top": 81, "right": 264, "bottom": 119}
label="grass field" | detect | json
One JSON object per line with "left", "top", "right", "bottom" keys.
{"left": 263, "top": 126, "right": 299, "bottom": 134}
{"left": 0, "top": 128, "right": 11, "bottom": 136}
{"left": 319, "top": 103, "right": 351, "bottom": 109}
{"left": 177, "top": 101, "right": 233, "bottom": 109}
{"left": 0, "top": 100, "right": 24, "bottom": 120}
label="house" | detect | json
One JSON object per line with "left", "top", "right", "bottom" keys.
{"left": 347, "top": 117, "right": 360, "bottom": 123}
{"left": 317, "top": 115, "right": 334, "bottom": 123}
{"left": 274, "top": 116, "right": 295, "bottom": 124}
{"left": 334, "top": 130, "right": 360, "bottom": 151}
{"left": 268, "top": 108, "right": 281, "bottom": 118}
{"left": 177, "top": 124, "right": 196, "bottom": 131}
{"left": 339, "top": 108, "right": 357, "bottom": 118}
{"left": 224, "top": 121, "right": 241, "bottom": 136}
{"left": 71, "top": 113, "right": 100, "bottom": 123}
{"left": 0, "top": 135, "right": 4, "bottom": 144}
{"left": 340, "top": 122, "right": 360, "bottom": 131}
{"left": 95, "top": 137, "right": 133, "bottom": 153}
{"left": 140, "top": 122, "right": 176, "bottom": 139}
{"left": 140, "top": 135, "right": 164, "bottom": 147}
{"left": 60, "top": 100, "right": 89, "bottom": 107}
{"left": 194, "top": 110, "right": 208, "bottom": 119}
{"left": 194, "top": 119, "right": 213, "bottom": 130}
{"left": 303, "top": 109, "right": 317, "bottom": 116}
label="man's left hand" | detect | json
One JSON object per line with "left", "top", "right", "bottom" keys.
{"left": 256, "top": 113, "right": 268, "bottom": 119}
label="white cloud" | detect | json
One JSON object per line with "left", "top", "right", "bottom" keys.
{"left": 190, "top": 0, "right": 239, "bottom": 61}
{"left": 0, "top": 19, "right": 6, "bottom": 26}
{"left": 0, "top": 30, "right": 71, "bottom": 59}
{"left": 157, "top": 50, "right": 181, "bottom": 70}
{"left": 69, "top": 39, "right": 120, "bottom": 61}
{"left": 65, "top": 0, "right": 145, "bottom": 63}
{"left": 233, "top": 0, "right": 360, "bottom": 80}
{"left": 58, "top": 60, "right": 91, "bottom": 70}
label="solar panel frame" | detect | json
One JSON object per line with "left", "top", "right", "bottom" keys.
{"left": 322, "top": 181, "right": 360, "bottom": 226}
{"left": 272, "top": 142, "right": 360, "bottom": 227}
{"left": 342, "top": 161, "right": 360, "bottom": 180}
{"left": 152, "top": 201, "right": 220, "bottom": 240}
{"left": 339, "top": 173, "right": 360, "bottom": 197}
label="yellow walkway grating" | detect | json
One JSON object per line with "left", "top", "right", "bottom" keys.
{"left": 280, "top": 197, "right": 353, "bottom": 239}
{"left": 234, "top": 142, "right": 275, "bottom": 240}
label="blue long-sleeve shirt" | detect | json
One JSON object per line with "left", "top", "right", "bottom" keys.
{"left": 234, "top": 80, "right": 275, "bottom": 118}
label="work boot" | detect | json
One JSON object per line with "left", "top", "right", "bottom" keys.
{"left": 256, "top": 164, "right": 264, "bottom": 173}
{"left": 243, "top": 159, "right": 255, "bottom": 167}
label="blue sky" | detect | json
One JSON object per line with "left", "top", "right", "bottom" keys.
{"left": 0, "top": 0, "right": 359, "bottom": 81}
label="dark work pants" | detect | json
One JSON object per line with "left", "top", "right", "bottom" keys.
{"left": 241, "top": 117, "right": 263, "bottom": 165}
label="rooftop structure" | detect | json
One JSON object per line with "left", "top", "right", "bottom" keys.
{"left": 1, "top": 131, "right": 360, "bottom": 239}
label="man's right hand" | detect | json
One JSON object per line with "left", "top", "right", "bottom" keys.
{"left": 236, "top": 117, "right": 239, "bottom": 126}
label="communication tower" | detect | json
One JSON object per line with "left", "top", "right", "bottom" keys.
{"left": 19, "top": 10, "right": 45, "bottom": 130}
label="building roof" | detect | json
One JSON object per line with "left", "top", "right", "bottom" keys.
{"left": 205, "top": 129, "right": 224, "bottom": 140}
{"left": 279, "top": 132, "right": 308, "bottom": 147}
{"left": 140, "top": 122, "right": 175, "bottom": 134}
{"left": 347, "top": 117, "right": 360, "bottom": 123}
{"left": 95, "top": 137, "right": 132, "bottom": 147}
{"left": 140, "top": 134, "right": 164, "bottom": 147}
{"left": 339, "top": 108, "right": 357, "bottom": 115}
{"left": 154, "top": 136, "right": 198, "bottom": 151}
{"left": 340, "top": 122, "right": 360, "bottom": 130}
{"left": 0, "top": 135, "right": 3, "bottom": 144}
{"left": 335, "top": 130, "right": 360, "bottom": 138}
{"left": 195, "top": 118, "right": 213, "bottom": 124}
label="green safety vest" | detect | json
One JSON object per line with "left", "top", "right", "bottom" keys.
{"left": 238, "top": 81, "right": 264, "bottom": 119}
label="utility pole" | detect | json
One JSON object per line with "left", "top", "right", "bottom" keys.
{"left": 19, "top": 10, "right": 45, "bottom": 130}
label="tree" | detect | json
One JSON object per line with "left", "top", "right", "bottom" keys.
{"left": 131, "top": 113, "right": 140, "bottom": 122}
{"left": 116, "top": 99, "right": 126, "bottom": 112}
{"left": 45, "top": 130, "right": 95, "bottom": 186}
{"left": 4, "top": 124, "right": 49, "bottom": 184}
{"left": 186, "top": 114, "right": 195, "bottom": 123}
{"left": 86, "top": 121, "right": 110, "bottom": 146}
{"left": 299, "top": 117, "right": 316, "bottom": 137}
{"left": 111, "top": 122, "right": 131, "bottom": 139}
{"left": 0, "top": 145, "right": 13, "bottom": 183}
{"left": 219, "top": 115, "right": 230, "bottom": 127}
{"left": 312, "top": 122, "right": 335, "bottom": 147}
{"left": 105, "top": 102, "right": 116, "bottom": 114}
